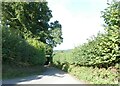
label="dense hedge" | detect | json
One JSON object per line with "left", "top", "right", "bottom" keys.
{"left": 53, "top": 32, "right": 120, "bottom": 68}
{"left": 53, "top": 1, "right": 119, "bottom": 84}
{"left": 53, "top": 51, "right": 118, "bottom": 84}
{"left": 53, "top": 50, "right": 73, "bottom": 65}
{"left": 72, "top": 33, "right": 120, "bottom": 67}
{"left": 72, "top": 1, "right": 120, "bottom": 67}
{"left": 2, "top": 28, "right": 46, "bottom": 66}
{"left": 68, "top": 65, "right": 118, "bottom": 84}
{"left": 53, "top": 1, "right": 120, "bottom": 68}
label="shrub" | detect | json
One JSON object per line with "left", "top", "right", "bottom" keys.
{"left": 2, "top": 28, "right": 46, "bottom": 66}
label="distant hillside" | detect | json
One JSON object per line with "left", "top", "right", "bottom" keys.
{"left": 53, "top": 49, "right": 73, "bottom": 53}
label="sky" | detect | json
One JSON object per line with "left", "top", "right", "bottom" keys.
{"left": 47, "top": 0, "right": 109, "bottom": 50}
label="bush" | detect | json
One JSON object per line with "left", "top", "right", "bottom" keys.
{"left": 53, "top": 50, "right": 74, "bottom": 65}
{"left": 72, "top": 32, "right": 120, "bottom": 67}
{"left": 26, "top": 38, "right": 46, "bottom": 65}
{"left": 53, "top": 1, "right": 119, "bottom": 84}
{"left": 69, "top": 65, "right": 118, "bottom": 84}
{"left": 71, "top": 1, "right": 120, "bottom": 67}
{"left": 53, "top": 51, "right": 118, "bottom": 84}
{"left": 2, "top": 28, "right": 46, "bottom": 66}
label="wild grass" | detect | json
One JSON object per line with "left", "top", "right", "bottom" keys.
{"left": 2, "top": 64, "right": 45, "bottom": 80}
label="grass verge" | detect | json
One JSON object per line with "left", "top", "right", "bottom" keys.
{"left": 2, "top": 64, "right": 45, "bottom": 80}
{"left": 69, "top": 65, "right": 118, "bottom": 84}
{"left": 53, "top": 63, "right": 118, "bottom": 84}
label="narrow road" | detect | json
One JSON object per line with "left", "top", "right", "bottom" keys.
{"left": 2, "top": 67, "right": 86, "bottom": 84}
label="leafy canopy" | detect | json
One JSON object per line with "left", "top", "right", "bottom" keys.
{"left": 2, "top": 1, "right": 63, "bottom": 47}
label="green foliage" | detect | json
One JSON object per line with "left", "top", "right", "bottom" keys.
{"left": 53, "top": 50, "right": 74, "bottom": 65}
{"left": 2, "top": 1, "right": 63, "bottom": 70}
{"left": 53, "top": 55, "right": 118, "bottom": 84}
{"left": 72, "top": 33, "right": 120, "bottom": 67}
{"left": 69, "top": 65, "right": 118, "bottom": 84}
{"left": 2, "top": 2, "right": 63, "bottom": 47}
{"left": 102, "top": 1, "right": 120, "bottom": 28}
{"left": 26, "top": 38, "right": 46, "bottom": 65}
{"left": 53, "top": 1, "right": 119, "bottom": 84}
{"left": 72, "top": 1, "right": 120, "bottom": 67}
{"left": 2, "top": 28, "right": 46, "bottom": 66}
{"left": 3, "top": 64, "right": 45, "bottom": 79}
{"left": 2, "top": 2, "right": 63, "bottom": 65}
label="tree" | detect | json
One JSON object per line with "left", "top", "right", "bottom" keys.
{"left": 2, "top": 1, "right": 63, "bottom": 48}
{"left": 102, "top": 1, "right": 120, "bottom": 56}
{"left": 101, "top": 0, "right": 120, "bottom": 63}
{"left": 47, "top": 20, "right": 63, "bottom": 47}
{"left": 2, "top": 1, "right": 63, "bottom": 65}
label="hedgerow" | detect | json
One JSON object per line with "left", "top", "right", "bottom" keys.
{"left": 53, "top": 1, "right": 120, "bottom": 84}
{"left": 72, "top": 1, "right": 120, "bottom": 67}
{"left": 54, "top": 1, "right": 120, "bottom": 68}
{"left": 2, "top": 28, "right": 46, "bottom": 66}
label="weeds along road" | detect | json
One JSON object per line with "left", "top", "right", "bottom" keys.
{"left": 2, "top": 67, "right": 86, "bottom": 84}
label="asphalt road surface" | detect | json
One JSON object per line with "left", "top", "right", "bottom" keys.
{"left": 2, "top": 67, "right": 86, "bottom": 84}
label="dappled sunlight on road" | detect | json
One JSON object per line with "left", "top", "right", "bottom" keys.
{"left": 3, "top": 67, "right": 86, "bottom": 84}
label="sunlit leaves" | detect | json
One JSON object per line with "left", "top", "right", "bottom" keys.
{"left": 2, "top": 2, "right": 63, "bottom": 48}
{"left": 53, "top": 1, "right": 120, "bottom": 68}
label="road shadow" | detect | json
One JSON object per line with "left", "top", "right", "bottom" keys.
{"left": 2, "top": 67, "right": 67, "bottom": 84}
{"left": 42, "top": 67, "right": 66, "bottom": 77}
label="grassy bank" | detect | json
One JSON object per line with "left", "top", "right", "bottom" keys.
{"left": 53, "top": 63, "right": 118, "bottom": 84}
{"left": 53, "top": 50, "right": 119, "bottom": 84}
{"left": 68, "top": 65, "right": 118, "bottom": 84}
{"left": 2, "top": 64, "right": 45, "bottom": 79}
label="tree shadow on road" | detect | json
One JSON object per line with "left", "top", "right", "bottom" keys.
{"left": 2, "top": 67, "right": 67, "bottom": 84}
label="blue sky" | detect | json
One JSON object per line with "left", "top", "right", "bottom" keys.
{"left": 47, "top": 0, "right": 108, "bottom": 50}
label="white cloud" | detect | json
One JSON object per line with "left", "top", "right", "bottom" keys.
{"left": 47, "top": 0, "right": 107, "bottom": 50}
{"left": 53, "top": 14, "right": 105, "bottom": 50}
